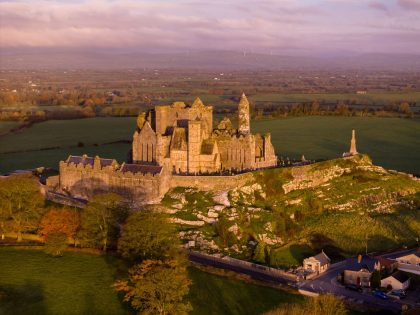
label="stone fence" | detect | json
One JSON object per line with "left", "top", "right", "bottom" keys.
{"left": 188, "top": 251, "right": 298, "bottom": 283}
{"left": 171, "top": 173, "right": 252, "bottom": 192}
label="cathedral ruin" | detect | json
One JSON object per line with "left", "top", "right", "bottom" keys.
{"left": 47, "top": 94, "right": 278, "bottom": 205}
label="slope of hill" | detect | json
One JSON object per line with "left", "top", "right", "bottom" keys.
{"left": 156, "top": 155, "right": 420, "bottom": 266}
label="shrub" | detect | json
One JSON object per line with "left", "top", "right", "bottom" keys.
{"left": 44, "top": 232, "right": 67, "bottom": 257}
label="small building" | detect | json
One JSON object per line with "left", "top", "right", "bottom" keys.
{"left": 396, "top": 251, "right": 420, "bottom": 275}
{"left": 381, "top": 271, "right": 410, "bottom": 290}
{"left": 303, "top": 251, "right": 331, "bottom": 274}
{"left": 374, "top": 256, "right": 398, "bottom": 274}
{"left": 343, "top": 255, "right": 379, "bottom": 287}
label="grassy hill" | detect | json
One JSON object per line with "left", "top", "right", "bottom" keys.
{"left": 160, "top": 155, "right": 420, "bottom": 267}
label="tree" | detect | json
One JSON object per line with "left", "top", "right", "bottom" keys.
{"left": 44, "top": 232, "right": 67, "bottom": 257}
{"left": 253, "top": 242, "right": 266, "bottom": 263}
{"left": 213, "top": 216, "right": 236, "bottom": 247}
{"left": 371, "top": 270, "right": 381, "bottom": 289}
{"left": 114, "top": 257, "right": 192, "bottom": 315}
{"left": 118, "top": 211, "right": 176, "bottom": 261}
{"left": 39, "top": 208, "right": 79, "bottom": 240}
{"left": 78, "top": 193, "right": 126, "bottom": 251}
{"left": 264, "top": 294, "right": 347, "bottom": 315}
{"left": 310, "top": 100, "right": 320, "bottom": 115}
{"left": 0, "top": 174, "right": 45, "bottom": 241}
{"left": 398, "top": 102, "right": 411, "bottom": 115}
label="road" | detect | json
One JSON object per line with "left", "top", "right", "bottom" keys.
{"left": 298, "top": 248, "right": 419, "bottom": 313}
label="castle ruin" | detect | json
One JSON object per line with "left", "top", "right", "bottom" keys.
{"left": 47, "top": 94, "right": 278, "bottom": 205}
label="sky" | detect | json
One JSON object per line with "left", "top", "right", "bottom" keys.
{"left": 0, "top": 0, "right": 419, "bottom": 56}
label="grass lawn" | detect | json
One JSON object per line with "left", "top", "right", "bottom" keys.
{"left": 188, "top": 267, "right": 303, "bottom": 315}
{"left": 0, "top": 248, "right": 303, "bottom": 315}
{"left": 1, "top": 116, "right": 419, "bottom": 174}
{"left": 0, "top": 248, "right": 131, "bottom": 315}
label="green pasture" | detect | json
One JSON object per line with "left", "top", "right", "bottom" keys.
{"left": 252, "top": 116, "right": 420, "bottom": 174}
{"left": 0, "top": 116, "right": 419, "bottom": 174}
{"left": 0, "top": 121, "right": 20, "bottom": 135}
{"left": 157, "top": 91, "right": 420, "bottom": 108}
{"left": 0, "top": 248, "right": 302, "bottom": 315}
{"left": 250, "top": 92, "right": 420, "bottom": 105}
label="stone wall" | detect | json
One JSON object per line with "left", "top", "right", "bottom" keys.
{"left": 170, "top": 173, "right": 252, "bottom": 192}
{"left": 56, "top": 159, "right": 170, "bottom": 206}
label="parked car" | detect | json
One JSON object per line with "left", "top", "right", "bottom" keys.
{"left": 388, "top": 290, "right": 406, "bottom": 300}
{"left": 372, "top": 290, "right": 389, "bottom": 300}
{"left": 345, "top": 284, "right": 362, "bottom": 292}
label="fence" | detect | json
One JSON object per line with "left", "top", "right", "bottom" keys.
{"left": 189, "top": 251, "right": 298, "bottom": 284}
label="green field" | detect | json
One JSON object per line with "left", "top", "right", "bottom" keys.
{"left": 0, "top": 116, "right": 419, "bottom": 174}
{"left": 0, "top": 248, "right": 301, "bottom": 315}
{"left": 0, "top": 121, "right": 20, "bottom": 135}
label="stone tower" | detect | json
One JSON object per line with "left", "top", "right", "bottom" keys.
{"left": 187, "top": 120, "right": 201, "bottom": 174}
{"left": 238, "top": 92, "right": 250, "bottom": 134}
{"left": 349, "top": 129, "right": 358, "bottom": 155}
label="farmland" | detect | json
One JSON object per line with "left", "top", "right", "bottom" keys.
{"left": 1, "top": 116, "right": 419, "bottom": 174}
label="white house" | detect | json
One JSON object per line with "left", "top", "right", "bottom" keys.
{"left": 396, "top": 251, "right": 420, "bottom": 275}
{"left": 303, "top": 251, "right": 331, "bottom": 274}
{"left": 381, "top": 271, "right": 410, "bottom": 290}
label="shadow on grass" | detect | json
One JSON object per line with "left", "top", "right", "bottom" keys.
{"left": 309, "top": 233, "right": 345, "bottom": 262}
{"left": 0, "top": 281, "right": 46, "bottom": 315}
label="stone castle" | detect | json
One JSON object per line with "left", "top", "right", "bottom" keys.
{"left": 47, "top": 94, "right": 278, "bottom": 205}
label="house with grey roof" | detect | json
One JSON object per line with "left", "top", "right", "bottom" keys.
{"left": 303, "top": 250, "right": 331, "bottom": 274}
{"left": 381, "top": 271, "right": 411, "bottom": 290}
{"left": 343, "top": 255, "right": 380, "bottom": 287}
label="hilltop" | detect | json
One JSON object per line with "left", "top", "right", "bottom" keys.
{"left": 156, "top": 154, "right": 420, "bottom": 267}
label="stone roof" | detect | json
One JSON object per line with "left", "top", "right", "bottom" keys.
{"left": 345, "top": 255, "right": 378, "bottom": 272}
{"left": 120, "top": 163, "right": 162, "bottom": 175}
{"left": 312, "top": 251, "right": 331, "bottom": 266}
{"left": 100, "top": 158, "right": 114, "bottom": 167}
{"left": 385, "top": 271, "right": 410, "bottom": 283}
{"left": 67, "top": 155, "right": 93, "bottom": 166}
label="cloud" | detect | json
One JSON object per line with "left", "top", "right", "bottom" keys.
{"left": 369, "top": 1, "right": 389, "bottom": 12}
{"left": 0, "top": 0, "right": 419, "bottom": 55}
{"left": 398, "top": 0, "right": 420, "bottom": 11}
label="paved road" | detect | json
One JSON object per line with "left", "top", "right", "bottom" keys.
{"left": 299, "top": 248, "right": 419, "bottom": 313}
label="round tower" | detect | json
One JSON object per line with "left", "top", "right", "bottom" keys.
{"left": 238, "top": 93, "right": 250, "bottom": 134}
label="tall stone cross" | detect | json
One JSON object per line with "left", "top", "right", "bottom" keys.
{"left": 349, "top": 129, "right": 358, "bottom": 155}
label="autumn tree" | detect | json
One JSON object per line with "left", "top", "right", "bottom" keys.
{"left": 118, "top": 210, "right": 176, "bottom": 261}
{"left": 0, "top": 174, "right": 45, "bottom": 241}
{"left": 398, "top": 102, "right": 411, "bottom": 115}
{"left": 78, "top": 193, "right": 127, "bottom": 251}
{"left": 114, "top": 257, "right": 192, "bottom": 315}
{"left": 39, "top": 207, "right": 80, "bottom": 240}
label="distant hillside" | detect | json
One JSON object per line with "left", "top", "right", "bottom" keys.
{"left": 1, "top": 50, "right": 420, "bottom": 71}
